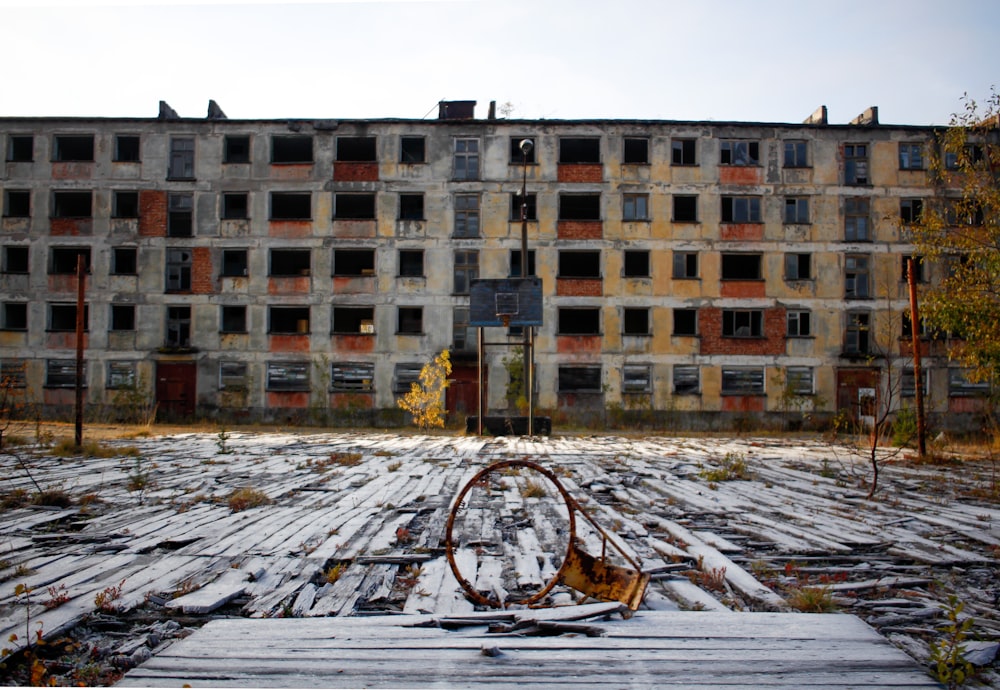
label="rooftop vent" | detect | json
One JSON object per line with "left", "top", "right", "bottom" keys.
{"left": 207, "top": 100, "right": 227, "bottom": 120}
{"left": 438, "top": 100, "right": 476, "bottom": 120}
{"left": 158, "top": 101, "right": 180, "bottom": 120}
{"left": 850, "top": 106, "right": 879, "bottom": 126}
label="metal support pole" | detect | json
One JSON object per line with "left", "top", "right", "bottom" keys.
{"left": 477, "top": 326, "right": 484, "bottom": 436}
{"left": 519, "top": 139, "right": 534, "bottom": 437}
{"left": 906, "top": 258, "right": 926, "bottom": 457}
{"left": 74, "top": 254, "right": 85, "bottom": 449}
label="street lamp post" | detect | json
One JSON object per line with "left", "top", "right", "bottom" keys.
{"left": 519, "top": 138, "right": 534, "bottom": 437}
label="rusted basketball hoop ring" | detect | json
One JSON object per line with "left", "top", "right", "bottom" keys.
{"left": 445, "top": 459, "right": 576, "bottom": 608}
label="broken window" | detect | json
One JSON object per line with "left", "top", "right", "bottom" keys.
{"left": 224, "top": 135, "right": 251, "bottom": 164}
{"left": 844, "top": 197, "right": 870, "bottom": 241}
{"left": 337, "top": 136, "right": 377, "bottom": 161}
{"left": 331, "top": 362, "right": 374, "bottom": 391}
{"left": 559, "top": 194, "right": 601, "bottom": 220}
{"left": 673, "top": 252, "right": 698, "bottom": 279}
{"left": 673, "top": 365, "right": 700, "bottom": 394}
{"left": 901, "top": 255, "right": 924, "bottom": 283}
{"left": 2, "top": 246, "right": 28, "bottom": 274}
{"left": 509, "top": 137, "right": 536, "bottom": 164}
{"left": 400, "top": 136, "right": 425, "bottom": 164}
{"left": 222, "top": 249, "right": 248, "bottom": 277}
{"left": 52, "top": 191, "right": 92, "bottom": 218}
{"left": 2, "top": 302, "right": 27, "bottom": 330}
{"left": 46, "top": 359, "right": 85, "bottom": 388}
{"left": 720, "top": 140, "right": 759, "bottom": 166}
{"left": 333, "top": 248, "right": 375, "bottom": 277}
{"left": 900, "top": 198, "right": 923, "bottom": 225}
{"left": 622, "top": 193, "right": 649, "bottom": 221}
{"left": 167, "top": 137, "right": 194, "bottom": 179}
{"left": 0, "top": 360, "right": 27, "bottom": 387}
{"left": 110, "top": 304, "right": 135, "bottom": 331}
{"left": 334, "top": 193, "right": 376, "bottom": 220}
{"left": 787, "top": 310, "right": 811, "bottom": 337}
{"left": 721, "top": 367, "right": 765, "bottom": 394}
{"left": 222, "top": 192, "right": 249, "bottom": 220}
{"left": 53, "top": 134, "right": 94, "bottom": 162}
{"left": 558, "top": 250, "right": 601, "bottom": 278}
{"left": 784, "top": 253, "right": 811, "bottom": 281}
{"left": 623, "top": 307, "right": 650, "bottom": 336}
{"left": 898, "top": 143, "right": 923, "bottom": 170}
{"left": 900, "top": 368, "right": 929, "bottom": 398}
{"left": 7, "top": 135, "right": 33, "bottom": 162}
{"left": 270, "top": 192, "right": 310, "bottom": 220}
{"left": 271, "top": 135, "right": 313, "bottom": 163}
{"left": 398, "top": 194, "right": 424, "bottom": 221}
{"left": 454, "top": 194, "right": 479, "bottom": 237}
{"left": 623, "top": 250, "right": 650, "bottom": 278}
{"left": 784, "top": 197, "right": 809, "bottom": 224}
{"left": 557, "top": 307, "right": 601, "bottom": 335}
{"left": 114, "top": 135, "right": 140, "bottom": 162}
{"left": 113, "top": 191, "right": 139, "bottom": 218}
{"left": 48, "top": 303, "right": 87, "bottom": 331}
{"left": 268, "top": 306, "right": 310, "bottom": 334}
{"left": 332, "top": 306, "right": 375, "bottom": 334}
{"left": 623, "top": 137, "right": 649, "bottom": 164}
{"left": 558, "top": 365, "right": 602, "bottom": 392}
{"left": 111, "top": 247, "right": 137, "bottom": 275}
{"left": 453, "top": 138, "right": 479, "bottom": 180}
{"left": 221, "top": 305, "right": 247, "bottom": 333}
{"left": 722, "top": 310, "right": 763, "bottom": 337}
{"left": 220, "top": 361, "right": 248, "bottom": 391}
{"left": 394, "top": 363, "right": 422, "bottom": 393}
{"left": 673, "top": 195, "right": 698, "bottom": 222}
{"left": 948, "top": 369, "right": 990, "bottom": 398}
{"left": 721, "top": 196, "right": 761, "bottom": 223}
{"left": 167, "top": 193, "right": 193, "bottom": 237}
{"left": 784, "top": 140, "right": 808, "bottom": 167}
{"left": 270, "top": 249, "right": 311, "bottom": 276}
{"left": 453, "top": 250, "right": 479, "bottom": 294}
{"left": 107, "top": 361, "right": 137, "bottom": 389}
{"left": 671, "top": 138, "right": 696, "bottom": 166}
{"left": 622, "top": 364, "right": 651, "bottom": 393}
{"left": 786, "top": 367, "right": 814, "bottom": 395}
{"left": 844, "top": 143, "right": 869, "bottom": 185}
{"left": 901, "top": 311, "right": 929, "bottom": 338}
{"left": 266, "top": 361, "right": 310, "bottom": 391}
{"left": 165, "top": 248, "right": 192, "bottom": 292}
{"left": 510, "top": 192, "right": 537, "bottom": 221}
{"left": 49, "top": 247, "right": 90, "bottom": 274}
{"left": 844, "top": 311, "right": 870, "bottom": 354}
{"left": 453, "top": 307, "right": 473, "bottom": 351}
{"left": 3, "top": 190, "right": 30, "bottom": 217}
{"left": 721, "top": 253, "right": 762, "bottom": 280}
{"left": 397, "top": 307, "right": 423, "bottom": 334}
{"left": 559, "top": 137, "right": 601, "bottom": 164}
{"left": 399, "top": 249, "right": 424, "bottom": 277}
{"left": 510, "top": 249, "right": 536, "bottom": 277}
{"left": 945, "top": 144, "right": 984, "bottom": 170}
{"left": 845, "top": 254, "right": 870, "bottom": 298}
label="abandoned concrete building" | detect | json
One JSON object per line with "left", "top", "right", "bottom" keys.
{"left": 0, "top": 100, "right": 988, "bottom": 429}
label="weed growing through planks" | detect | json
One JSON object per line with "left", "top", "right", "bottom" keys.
{"left": 49, "top": 439, "right": 118, "bottom": 459}
{"left": 785, "top": 584, "right": 837, "bottom": 613}
{"left": 227, "top": 487, "right": 272, "bottom": 512}
{"left": 324, "top": 563, "right": 346, "bottom": 585}
{"left": 929, "top": 595, "right": 975, "bottom": 689}
{"left": 373, "top": 450, "right": 396, "bottom": 458}
{"left": 94, "top": 579, "right": 126, "bottom": 613}
{"left": 521, "top": 478, "right": 547, "bottom": 498}
{"left": 216, "top": 425, "right": 233, "bottom": 454}
{"left": 1, "top": 583, "right": 58, "bottom": 686}
{"left": 125, "top": 456, "right": 156, "bottom": 506}
{"left": 396, "top": 564, "right": 424, "bottom": 590}
{"left": 395, "top": 527, "right": 412, "bottom": 545}
{"left": 698, "top": 451, "right": 752, "bottom": 483}
{"left": 330, "top": 451, "right": 363, "bottom": 467}
{"left": 386, "top": 460, "right": 403, "bottom": 472}
{"left": 42, "top": 584, "right": 69, "bottom": 610}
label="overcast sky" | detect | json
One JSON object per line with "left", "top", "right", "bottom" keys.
{"left": 1, "top": 0, "right": 996, "bottom": 126}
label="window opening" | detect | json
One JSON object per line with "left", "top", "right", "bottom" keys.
{"left": 673, "top": 195, "right": 698, "bottom": 222}
{"left": 623, "top": 308, "right": 649, "bottom": 336}
{"left": 168, "top": 137, "right": 194, "bottom": 179}
{"left": 845, "top": 311, "right": 870, "bottom": 353}
{"left": 220, "top": 361, "right": 248, "bottom": 391}
{"left": 50, "top": 247, "right": 90, "bottom": 274}
{"left": 398, "top": 194, "right": 424, "bottom": 220}
{"left": 107, "top": 361, "right": 137, "bottom": 389}
{"left": 510, "top": 249, "right": 536, "bottom": 277}
{"left": 454, "top": 250, "right": 479, "bottom": 294}
{"left": 721, "top": 367, "right": 764, "bottom": 394}
{"left": 673, "top": 365, "right": 699, "bottom": 394}
{"left": 721, "top": 196, "right": 761, "bottom": 223}
{"left": 114, "top": 135, "right": 140, "bottom": 162}
{"left": 52, "top": 191, "right": 92, "bottom": 218}
{"left": 270, "top": 192, "right": 310, "bottom": 220}
{"left": 786, "top": 367, "right": 814, "bottom": 395}
{"left": 784, "top": 197, "right": 809, "bottom": 223}
{"left": 397, "top": 307, "right": 423, "bottom": 334}
{"left": 558, "top": 366, "right": 602, "bottom": 392}
{"left": 271, "top": 135, "right": 313, "bottom": 163}
{"left": 337, "top": 136, "right": 377, "bottom": 161}
{"left": 266, "top": 361, "right": 310, "bottom": 391}
{"left": 558, "top": 194, "right": 601, "bottom": 220}
{"left": 623, "top": 250, "right": 650, "bottom": 278}
{"left": 334, "top": 193, "right": 376, "bottom": 219}
{"left": 454, "top": 194, "right": 480, "bottom": 237}
{"left": 787, "top": 310, "right": 811, "bottom": 337}
{"left": 332, "top": 306, "right": 375, "bottom": 334}
{"left": 622, "top": 193, "right": 649, "bottom": 221}
{"left": 113, "top": 191, "right": 139, "bottom": 218}
{"left": 269, "top": 306, "right": 310, "bottom": 334}
{"left": 900, "top": 198, "right": 923, "bottom": 224}
{"left": 167, "top": 193, "right": 193, "bottom": 236}
{"left": 111, "top": 304, "right": 135, "bottom": 331}
{"left": 721, "top": 253, "right": 762, "bottom": 280}
{"left": 558, "top": 250, "right": 601, "bottom": 278}
{"left": 720, "top": 140, "right": 759, "bottom": 166}
{"left": 671, "top": 138, "right": 696, "bottom": 165}
{"left": 222, "top": 192, "right": 249, "bottom": 220}
{"left": 785, "top": 253, "right": 811, "bottom": 280}
{"left": 224, "top": 135, "right": 250, "bottom": 164}
{"left": 400, "top": 136, "right": 425, "bottom": 163}
{"left": 332, "top": 362, "right": 374, "bottom": 391}
{"left": 221, "top": 305, "right": 247, "bottom": 333}
{"left": 623, "top": 137, "right": 648, "bottom": 164}
{"left": 784, "top": 140, "right": 807, "bottom": 167}
{"left": 453, "top": 138, "right": 480, "bottom": 180}
{"left": 270, "top": 249, "right": 311, "bottom": 276}
{"left": 0, "top": 360, "right": 27, "bottom": 387}
{"left": 7, "top": 135, "right": 33, "bottom": 162}
{"left": 111, "top": 247, "right": 137, "bottom": 275}
{"left": 845, "top": 255, "right": 871, "bottom": 298}
{"left": 333, "top": 249, "right": 375, "bottom": 276}
{"left": 394, "top": 363, "right": 421, "bottom": 393}
{"left": 46, "top": 359, "right": 85, "bottom": 388}
{"left": 722, "top": 310, "right": 763, "bottom": 337}
{"left": 559, "top": 138, "right": 600, "bottom": 164}
{"left": 399, "top": 249, "right": 424, "bottom": 277}
{"left": 54, "top": 135, "right": 94, "bottom": 162}
{"left": 509, "top": 137, "right": 536, "bottom": 164}
{"left": 623, "top": 364, "right": 651, "bottom": 393}
{"left": 557, "top": 307, "right": 601, "bottom": 335}
{"left": 49, "top": 303, "right": 87, "bottom": 331}
{"left": 899, "top": 143, "right": 923, "bottom": 170}
{"left": 673, "top": 252, "right": 698, "bottom": 279}
{"left": 165, "top": 248, "right": 192, "bottom": 291}
{"left": 845, "top": 144, "right": 869, "bottom": 185}
{"left": 2, "top": 246, "right": 29, "bottom": 273}
{"left": 222, "top": 249, "right": 248, "bottom": 277}
{"left": 845, "top": 197, "right": 870, "bottom": 241}
{"left": 3, "top": 190, "right": 29, "bottom": 218}
{"left": 2, "top": 303, "right": 27, "bottom": 330}
{"left": 510, "top": 193, "right": 537, "bottom": 221}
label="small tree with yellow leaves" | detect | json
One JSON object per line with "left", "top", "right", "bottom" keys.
{"left": 397, "top": 349, "right": 452, "bottom": 430}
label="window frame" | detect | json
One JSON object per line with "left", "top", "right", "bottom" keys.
{"left": 453, "top": 137, "right": 480, "bottom": 180}
{"left": 622, "top": 307, "right": 651, "bottom": 336}
{"left": 46, "top": 359, "right": 85, "bottom": 388}
{"left": 266, "top": 361, "right": 310, "bottom": 392}
{"left": 722, "top": 309, "right": 764, "bottom": 338}
{"left": 720, "top": 140, "right": 759, "bottom": 166}
{"left": 673, "top": 365, "right": 700, "bottom": 395}
{"left": 783, "top": 140, "right": 808, "bottom": 168}
{"left": 558, "top": 365, "right": 603, "bottom": 393}
{"left": 622, "top": 364, "right": 652, "bottom": 393}
{"left": 721, "top": 195, "right": 762, "bottom": 223}
{"left": 397, "top": 306, "right": 424, "bottom": 335}
{"left": 331, "top": 362, "right": 375, "bottom": 392}
{"left": 106, "top": 361, "right": 137, "bottom": 390}
{"left": 110, "top": 246, "right": 138, "bottom": 275}
{"left": 786, "top": 310, "right": 811, "bottom": 338}
{"left": 622, "top": 193, "right": 650, "bottom": 221}
{"left": 721, "top": 367, "right": 765, "bottom": 395}
{"left": 671, "top": 138, "right": 696, "bottom": 166}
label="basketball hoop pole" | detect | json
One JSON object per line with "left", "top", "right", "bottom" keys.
{"left": 519, "top": 138, "right": 535, "bottom": 436}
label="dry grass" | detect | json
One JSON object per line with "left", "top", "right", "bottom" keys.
{"left": 227, "top": 487, "right": 273, "bottom": 512}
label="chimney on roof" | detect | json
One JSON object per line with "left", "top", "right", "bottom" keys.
{"left": 850, "top": 106, "right": 879, "bottom": 126}
{"left": 438, "top": 100, "right": 477, "bottom": 120}
{"left": 158, "top": 100, "right": 180, "bottom": 120}
{"left": 803, "top": 105, "right": 828, "bottom": 125}
{"left": 207, "top": 100, "right": 227, "bottom": 120}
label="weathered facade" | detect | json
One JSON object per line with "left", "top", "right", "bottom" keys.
{"left": 0, "top": 100, "right": 988, "bottom": 429}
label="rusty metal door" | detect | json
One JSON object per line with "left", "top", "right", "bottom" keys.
{"left": 156, "top": 362, "right": 196, "bottom": 420}
{"left": 836, "top": 368, "right": 878, "bottom": 422}
{"left": 447, "top": 365, "right": 482, "bottom": 417}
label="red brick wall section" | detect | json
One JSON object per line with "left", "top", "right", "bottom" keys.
{"left": 334, "top": 162, "right": 379, "bottom": 182}
{"left": 49, "top": 219, "right": 92, "bottom": 236}
{"left": 270, "top": 165, "right": 313, "bottom": 181}
{"left": 269, "top": 221, "right": 312, "bottom": 238}
{"left": 720, "top": 280, "right": 766, "bottom": 298}
{"left": 268, "top": 277, "right": 312, "bottom": 295}
{"left": 556, "top": 335, "right": 602, "bottom": 356}
{"left": 557, "top": 164, "right": 603, "bottom": 183}
{"left": 722, "top": 395, "right": 765, "bottom": 412}
{"left": 191, "top": 248, "right": 213, "bottom": 294}
{"left": 699, "top": 306, "right": 786, "bottom": 356}
{"left": 267, "top": 391, "right": 309, "bottom": 408}
{"left": 139, "top": 191, "right": 166, "bottom": 237}
{"left": 557, "top": 221, "right": 603, "bottom": 240}
{"left": 719, "top": 166, "right": 762, "bottom": 185}
{"left": 330, "top": 393, "right": 374, "bottom": 410}
{"left": 556, "top": 278, "right": 603, "bottom": 297}
{"left": 720, "top": 224, "right": 764, "bottom": 241}
{"left": 51, "top": 162, "right": 93, "bottom": 180}
{"left": 269, "top": 334, "right": 310, "bottom": 352}
{"left": 333, "top": 335, "right": 376, "bottom": 352}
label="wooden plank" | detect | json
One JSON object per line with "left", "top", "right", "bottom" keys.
{"left": 165, "top": 569, "right": 249, "bottom": 614}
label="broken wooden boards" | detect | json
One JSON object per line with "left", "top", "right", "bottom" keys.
{"left": 120, "top": 604, "right": 938, "bottom": 688}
